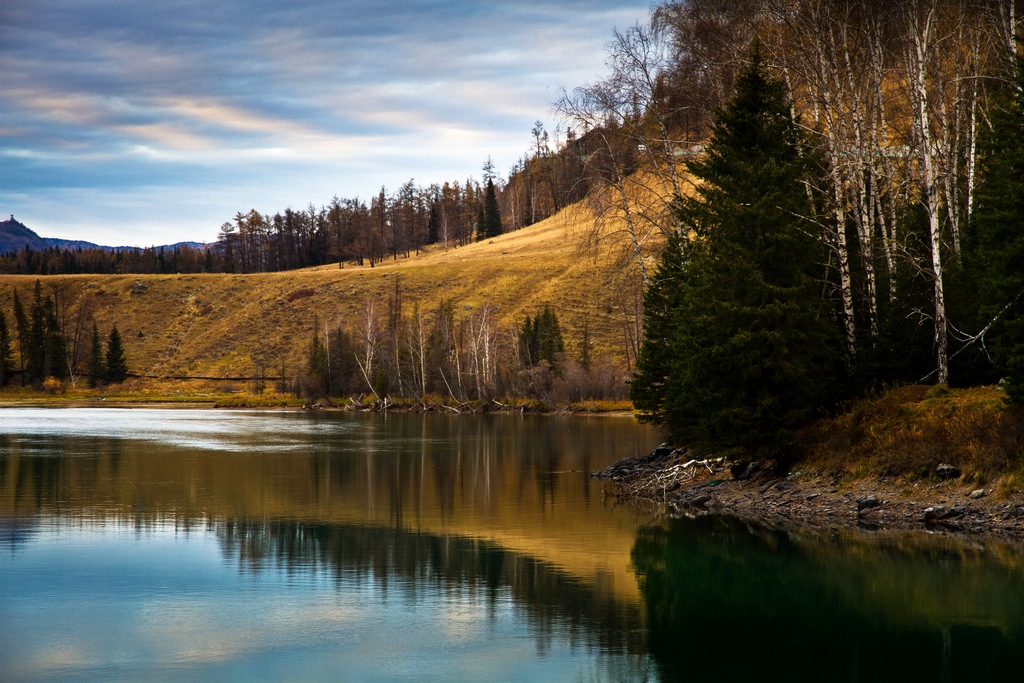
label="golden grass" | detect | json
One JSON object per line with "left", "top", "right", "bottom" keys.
{"left": 0, "top": 203, "right": 658, "bottom": 382}
{"left": 799, "top": 385, "right": 1024, "bottom": 489}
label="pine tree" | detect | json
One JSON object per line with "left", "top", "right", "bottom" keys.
{"left": 519, "top": 315, "right": 535, "bottom": 365}
{"left": 536, "top": 305, "right": 564, "bottom": 363}
{"left": 88, "top": 320, "right": 106, "bottom": 388}
{"left": 43, "top": 295, "right": 67, "bottom": 379}
{"left": 304, "top": 316, "right": 329, "bottom": 398}
{"left": 633, "top": 50, "right": 843, "bottom": 460}
{"left": 630, "top": 229, "right": 688, "bottom": 422}
{"left": 0, "top": 312, "right": 14, "bottom": 387}
{"left": 967, "top": 51, "right": 1024, "bottom": 404}
{"left": 519, "top": 305, "right": 565, "bottom": 367}
{"left": 27, "top": 281, "right": 47, "bottom": 382}
{"left": 477, "top": 178, "right": 502, "bottom": 240}
{"left": 104, "top": 325, "right": 129, "bottom": 383}
{"left": 12, "top": 291, "right": 29, "bottom": 384}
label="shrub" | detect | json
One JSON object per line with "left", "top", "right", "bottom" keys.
{"left": 42, "top": 376, "right": 64, "bottom": 395}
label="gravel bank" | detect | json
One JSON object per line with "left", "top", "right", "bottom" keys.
{"left": 594, "top": 446, "right": 1024, "bottom": 538}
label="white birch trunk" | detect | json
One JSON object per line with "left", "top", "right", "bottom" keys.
{"left": 907, "top": 4, "right": 949, "bottom": 385}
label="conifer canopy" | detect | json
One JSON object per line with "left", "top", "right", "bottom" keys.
{"left": 631, "top": 50, "right": 842, "bottom": 460}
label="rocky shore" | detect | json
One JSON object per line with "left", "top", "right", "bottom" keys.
{"left": 594, "top": 445, "right": 1024, "bottom": 538}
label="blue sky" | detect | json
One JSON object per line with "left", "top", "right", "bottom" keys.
{"left": 1, "top": 0, "right": 652, "bottom": 246}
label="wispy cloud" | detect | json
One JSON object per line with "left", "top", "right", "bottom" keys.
{"left": 0, "top": 0, "right": 651, "bottom": 245}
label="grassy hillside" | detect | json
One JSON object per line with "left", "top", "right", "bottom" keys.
{"left": 0, "top": 204, "right": 649, "bottom": 387}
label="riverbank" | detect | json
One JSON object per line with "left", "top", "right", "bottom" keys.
{"left": 0, "top": 384, "right": 633, "bottom": 415}
{"left": 595, "top": 384, "right": 1024, "bottom": 538}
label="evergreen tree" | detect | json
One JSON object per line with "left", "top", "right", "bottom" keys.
{"left": 23, "top": 280, "right": 67, "bottom": 382}
{"left": 967, "top": 51, "right": 1024, "bottom": 404}
{"left": 88, "top": 320, "right": 106, "bottom": 388}
{"left": 12, "top": 291, "right": 29, "bottom": 385}
{"left": 477, "top": 178, "right": 502, "bottom": 240}
{"left": 304, "top": 316, "right": 329, "bottom": 398}
{"left": 104, "top": 325, "right": 129, "bottom": 383}
{"left": 43, "top": 295, "right": 67, "bottom": 379}
{"left": 630, "top": 229, "right": 688, "bottom": 422}
{"left": 0, "top": 312, "right": 14, "bottom": 387}
{"left": 632, "top": 50, "right": 843, "bottom": 460}
{"left": 519, "top": 315, "right": 535, "bottom": 365}
{"left": 536, "top": 305, "right": 564, "bottom": 363}
{"left": 27, "top": 281, "right": 47, "bottom": 382}
{"left": 427, "top": 203, "right": 441, "bottom": 244}
{"left": 519, "top": 305, "right": 565, "bottom": 366}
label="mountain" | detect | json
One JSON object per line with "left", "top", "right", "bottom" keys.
{"left": 0, "top": 216, "right": 204, "bottom": 254}
{"left": 0, "top": 215, "right": 100, "bottom": 253}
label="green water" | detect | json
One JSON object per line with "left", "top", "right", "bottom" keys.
{"left": 2, "top": 408, "right": 1023, "bottom": 681}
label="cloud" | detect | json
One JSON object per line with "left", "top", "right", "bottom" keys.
{"left": 0, "top": 0, "right": 652, "bottom": 245}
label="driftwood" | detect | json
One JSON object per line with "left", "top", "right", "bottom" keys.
{"left": 594, "top": 447, "right": 723, "bottom": 502}
{"left": 618, "top": 458, "right": 717, "bottom": 499}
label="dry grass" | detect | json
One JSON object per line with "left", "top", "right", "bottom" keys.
{"left": 800, "top": 385, "right": 1024, "bottom": 489}
{"left": 0, "top": 203, "right": 658, "bottom": 382}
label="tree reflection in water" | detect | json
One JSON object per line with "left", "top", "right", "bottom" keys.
{"left": 631, "top": 514, "right": 1024, "bottom": 682}
{"left": 216, "top": 519, "right": 649, "bottom": 660}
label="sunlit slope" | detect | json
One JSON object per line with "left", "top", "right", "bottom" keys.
{"left": 0, "top": 204, "right": 646, "bottom": 380}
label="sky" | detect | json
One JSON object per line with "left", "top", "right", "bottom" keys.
{"left": 1, "top": 0, "right": 653, "bottom": 247}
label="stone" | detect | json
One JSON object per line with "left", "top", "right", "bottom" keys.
{"left": 806, "top": 493, "right": 821, "bottom": 501}
{"left": 936, "top": 463, "right": 962, "bottom": 480}
{"left": 732, "top": 460, "right": 761, "bottom": 480}
{"left": 651, "top": 444, "right": 674, "bottom": 460}
{"left": 924, "top": 505, "right": 965, "bottom": 522}
{"left": 689, "top": 493, "right": 712, "bottom": 507}
{"left": 969, "top": 489, "right": 986, "bottom": 500}
{"left": 945, "top": 505, "right": 967, "bottom": 519}
{"left": 857, "top": 495, "right": 879, "bottom": 512}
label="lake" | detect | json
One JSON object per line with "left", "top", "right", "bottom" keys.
{"left": 2, "top": 408, "right": 1024, "bottom": 681}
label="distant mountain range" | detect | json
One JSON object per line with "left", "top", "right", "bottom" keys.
{"left": 0, "top": 215, "right": 207, "bottom": 254}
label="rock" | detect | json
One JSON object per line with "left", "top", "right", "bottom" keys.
{"left": 969, "top": 489, "right": 986, "bottom": 499}
{"left": 806, "top": 493, "right": 821, "bottom": 501}
{"left": 732, "top": 460, "right": 761, "bottom": 480}
{"left": 945, "top": 505, "right": 967, "bottom": 520}
{"left": 689, "top": 493, "right": 712, "bottom": 507}
{"left": 131, "top": 280, "right": 147, "bottom": 295}
{"left": 857, "top": 495, "right": 879, "bottom": 512}
{"left": 651, "top": 444, "right": 674, "bottom": 460}
{"left": 924, "top": 505, "right": 965, "bottom": 522}
{"left": 936, "top": 463, "right": 962, "bottom": 480}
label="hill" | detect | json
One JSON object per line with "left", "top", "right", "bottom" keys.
{"left": 0, "top": 216, "right": 103, "bottom": 253}
{"left": 0, "top": 204, "right": 651, "bottom": 386}
{"left": 0, "top": 215, "right": 208, "bottom": 255}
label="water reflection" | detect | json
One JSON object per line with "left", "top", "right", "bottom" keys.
{"left": 1, "top": 408, "right": 659, "bottom": 681}
{"left": 216, "top": 520, "right": 648, "bottom": 657}
{"left": 6, "top": 408, "right": 1024, "bottom": 682}
{"left": 0, "top": 411, "right": 653, "bottom": 601}
{"left": 631, "top": 515, "right": 1024, "bottom": 682}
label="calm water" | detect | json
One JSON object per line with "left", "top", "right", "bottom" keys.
{"left": 2, "top": 408, "right": 1024, "bottom": 682}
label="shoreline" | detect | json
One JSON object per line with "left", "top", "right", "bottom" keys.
{"left": 0, "top": 393, "right": 636, "bottom": 417}
{"left": 594, "top": 447, "right": 1024, "bottom": 540}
